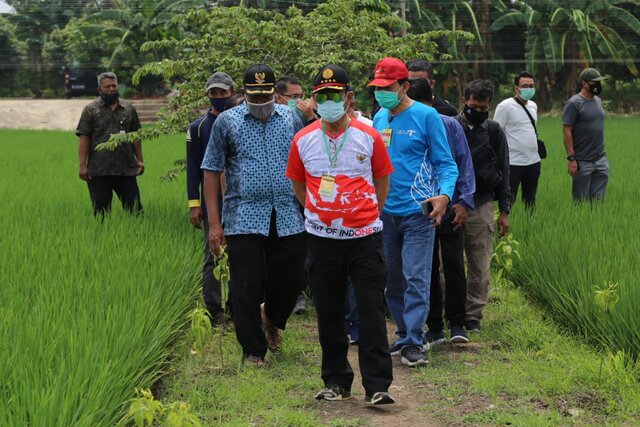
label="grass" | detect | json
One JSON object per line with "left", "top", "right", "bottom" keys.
{"left": 0, "top": 130, "right": 201, "bottom": 426}
{"left": 509, "top": 117, "right": 640, "bottom": 358}
{"left": 2, "top": 117, "right": 639, "bottom": 426}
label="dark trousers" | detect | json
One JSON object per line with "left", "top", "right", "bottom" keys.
{"left": 427, "top": 212, "right": 466, "bottom": 331}
{"left": 87, "top": 175, "right": 142, "bottom": 216}
{"left": 225, "top": 214, "right": 306, "bottom": 359}
{"left": 306, "top": 233, "right": 393, "bottom": 396}
{"left": 509, "top": 162, "right": 541, "bottom": 210}
{"left": 202, "top": 221, "right": 233, "bottom": 320}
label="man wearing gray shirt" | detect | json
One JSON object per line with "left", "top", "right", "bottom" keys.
{"left": 562, "top": 68, "right": 608, "bottom": 202}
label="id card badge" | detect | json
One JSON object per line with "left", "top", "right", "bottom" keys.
{"left": 381, "top": 128, "right": 392, "bottom": 147}
{"left": 318, "top": 174, "right": 335, "bottom": 197}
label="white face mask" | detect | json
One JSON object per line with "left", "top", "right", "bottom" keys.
{"left": 246, "top": 99, "right": 275, "bottom": 121}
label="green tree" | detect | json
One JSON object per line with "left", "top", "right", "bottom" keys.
{"left": 101, "top": 0, "right": 467, "bottom": 148}
{"left": 0, "top": 16, "right": 26, "bottom": 96}
{"left": 6, "top": 0, "right": 91, "bottom": 94}
{"left": 491, "top": 0, "right": 640, "bottom": 103}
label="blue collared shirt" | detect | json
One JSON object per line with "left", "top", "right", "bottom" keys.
{"left": 440, "top": 115, "right": 475, "bottom": 211}
{"left": 201, "top": 102, "right": 305, "bottom": 237}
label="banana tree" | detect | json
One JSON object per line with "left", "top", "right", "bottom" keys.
{"left": 491, "top": 0, "right": 640, "bottom": 100}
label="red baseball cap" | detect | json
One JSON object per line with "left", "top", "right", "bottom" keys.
{"left": 368, "top": 57, "right": 408, "bottom": 87}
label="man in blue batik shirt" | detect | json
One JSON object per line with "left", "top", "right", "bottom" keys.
{"left": 407, "top": 77, "right": 476, "bottom": 347}
{"left": 369, "top": 57, "right": 458, "bottom": 367}
{"left": 186, "top": 72, "right": 235, "bottom": 326}
{"left": 201, "top": 64, "right": 306, "bottom": 366}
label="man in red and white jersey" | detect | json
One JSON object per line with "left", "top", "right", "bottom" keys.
{"left": 286, "top": 64, "right": 395, "bottom": 406}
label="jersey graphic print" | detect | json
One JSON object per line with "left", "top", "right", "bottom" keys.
{"left": 286, "top": 120, "right": 393, "bottom": 239}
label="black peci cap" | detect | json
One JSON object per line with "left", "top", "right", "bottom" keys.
{"left": 312, "top": 64, "right": 349, "bottom": 93}
{"left": 243, "top": 64, "right": 276, "bottom": 95}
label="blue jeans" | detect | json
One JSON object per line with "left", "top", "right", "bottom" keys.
{"left": 382, "top": 212, "right": 436, "bottom": 348}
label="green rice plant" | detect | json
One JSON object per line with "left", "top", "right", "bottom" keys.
{"left": 509, "top": 117, "right": 640, "bottom": 359}
{"left": 0, "top": 130, "right": 202, "bottom": 426}
{"left": 126, "top": 388, "right": 202, "bottom": 427}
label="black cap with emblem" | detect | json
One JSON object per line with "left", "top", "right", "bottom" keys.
{"left": 312, "top": 64, "right": 349, "bottom": 93}
{"left": 243, "top": 64, "right": 276, "bottom": 95}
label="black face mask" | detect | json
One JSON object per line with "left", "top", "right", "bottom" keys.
{"left": 210, "top": 97, "right": 230, "bottom": 112}
{"left": 587, "top": 81, "right": 602, "bottom": 96}
{"left": 463, "top": 105, "right": 488, "bottom": 126}
{"left": 100, "top": 92, "right": 119, "bottom": 105}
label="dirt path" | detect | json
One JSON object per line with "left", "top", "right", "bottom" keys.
{"left": 0, "top": 99, "right": 90, "bottom": 131}
{"left": 316, "top": 323, "right": 445, "bottom": 427}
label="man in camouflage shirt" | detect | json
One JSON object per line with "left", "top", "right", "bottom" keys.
{"left": 76, "top": 72, "right": 144, "bottom": 216}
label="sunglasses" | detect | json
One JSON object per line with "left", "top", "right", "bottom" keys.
{"left": 315, "top": 92, "right": 343, "bottom": 104}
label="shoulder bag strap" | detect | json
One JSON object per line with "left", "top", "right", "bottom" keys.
{"left": 513, "top": 97, "right": 538, "bottom": 137}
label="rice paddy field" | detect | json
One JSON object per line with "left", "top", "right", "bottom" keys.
{"left": 0, "top": 130, "right": 200, "bottom": 426}
{"left": 510, "top": 116, "right": 640, "bottom": 358}
{"left": 0, "top": 116, "right": 638, "bottom": 425}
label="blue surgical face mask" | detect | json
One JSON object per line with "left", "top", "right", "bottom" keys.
{"left": 317, "top": 100, "right": 346, "bottom": 123}
{"left": 210, "top": 97, "right": 229, "bottom": 112}
{"left": 374, "top": 89, "right": 400, "bottom": 110}
{"left": 519, "top": 87, "right": 535, "bottom": 101}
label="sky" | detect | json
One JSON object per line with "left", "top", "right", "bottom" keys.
{"left": 0, "top": 1, "right": 14, "bottom": 14}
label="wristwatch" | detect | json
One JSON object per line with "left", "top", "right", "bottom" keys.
{"left": 567, "top": 155, "right": 577, "bottom": 161}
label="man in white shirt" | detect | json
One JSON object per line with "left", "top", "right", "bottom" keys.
{"left": 493, "top": 71, "right": 541, "bottom": 210}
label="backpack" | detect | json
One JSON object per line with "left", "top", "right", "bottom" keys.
{"left": 469, "top": 119, "right": 502, "bottom": 193}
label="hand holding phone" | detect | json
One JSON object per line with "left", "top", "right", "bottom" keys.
{"left": 420, "top": 200, "right": 434, "bottom": 216}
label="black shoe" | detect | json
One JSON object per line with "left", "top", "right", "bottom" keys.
{"left": 365, "top": 391, "right": 396, "bottom": 405}
{"left": 389, "top": 341, "right": 402, "bottom": 356}
{"left": 465, "top": 320, "right": 481, "bottom": 333}
{"left": 315, "top": 384, "right": 352, "bottom": 401}
{"left": 450, "top": 324, "right": 469, "bottom": 343}
{"left": 293, "top": 294, "right": 306, "bottom": 315}
{"left": 210, "top": 311, "right": 226, "bottom": 327}
{"left": 400, "top": 345, "right": 429, "bottom": 367}
{"left": 423, "top": 329, "right": 446, "bottom": 350}
{"left": 347, "top": 322, "right": 359, "bottom": 345}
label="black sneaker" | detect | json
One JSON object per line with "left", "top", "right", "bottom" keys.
{"left": 389, "top": 341, "right": 402, "bottom": 356}
{"left": 423, "top": 329, "right": 446, "bottom": 350}
{"left": 347, "top": 322, "right": 359, "bottom": 345}
{"left": 293, "top": 294, "right": 306, "bottom": 315}
{"left": 450, "top": 325, "right": 469, "bottom": 343}
{"left": 400, "top": 345, "right": 429, "bottom": 367}
{"left": 315, "top": 384, "right": 352, "bottom": 401}
{"left": 465, "top": 320, "right": 481, "bottom": 333}
{"left": 365, "top": 391, "right": 396, "bottom": 405}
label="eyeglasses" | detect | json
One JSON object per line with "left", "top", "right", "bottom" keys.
{"left": 315, "top": 92, "right": 343, "bottom": 104}
{"left": 281, "top": 93, "right": 303, "bottom": 100}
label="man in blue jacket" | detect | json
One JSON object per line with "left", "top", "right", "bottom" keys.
{"left": 407, "top": 77, "right": 476, "bottom": 346}
{"left": 369, "top": 58, "right": 458, "bottom": 367}
{"left": 186, "top": 72, "right": 235, "bottom": 326}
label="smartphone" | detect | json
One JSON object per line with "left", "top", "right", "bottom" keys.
{"left": 421, "top": 200, "right": 434, "bottom": 216}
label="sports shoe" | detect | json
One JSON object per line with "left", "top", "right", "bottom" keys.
{"left": 389, "top": 341, "right": 402, "bottom": 356}
{"left": 450, "top": 325, "right": 469, "bottom": 343}
{"left": 244, "top": 355, "right": 266, "bottom": 367}
{"left": 260, "top": 303, "right": 282, "bottom": 351}
{"left": 347, "top": 322, "right": 360, "bottom": 345}
{"left": 465, "top": 320, "right": 481, "bottom": 333}
{"left": 423, "top": 329, "right": 446, "bottom": 350}
{"left": 365, "top": 391, "right": 395, "bottom": 405}
{"left": 315, "top": 384, "right": 352, "bottom": 401}
{"left": 293, "top": 294, "right": 306, "bottom": 315}
{"left": 400, "top": 345, "right": 429, "bottom": 367}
